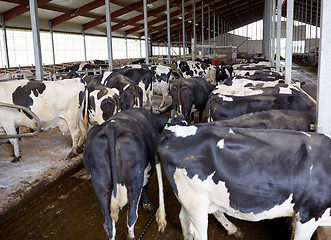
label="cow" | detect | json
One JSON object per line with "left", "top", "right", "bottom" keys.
{"left": 85, "top": 81, "right": 120, "bottom": 125}
{"left": 155, "top": 125, "right": 331, "bottom": 240}
{"left": 0, "top": 79, "right": 88, "bottom": 162}
{"left": 122, "top": 64, "right": 173, "bottom": 108}
{"left": 83, "top": 108, "right": 186, "bottom": 240}
{"left": 170, "top": 77, "right": 215, "bottom": 124}
{"left": 205, "top": 110, "right": 315, "bottom": 132}
{"left": 207, "top": 88, "right": 315, "bottom": 121}
{"left": 113, "top": 68, "right": 153, "bottom": 107}
{"left": 99, "top": 71, "right": 143, "bottom": 110}
{"left": 223, "top": 77, "right": 286, "bottom": 88}
{"left": 176, "top": 60, "right": 217, "bottom": 85}
{"left": 211, "top": 84, "right": 296, "bottom": 97}
{"left": 0, "top": 70, "right": 36, "bottom": 80}
{"left": 215, "top": 62, "right": 233, "bottom": 84}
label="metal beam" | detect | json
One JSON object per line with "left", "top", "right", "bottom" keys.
{"left": 105, "top": 0, "right": 113, "bottom": 70}
{"left": 201, "top": 1, "right": 204, "bottom": 57}
{"left": 276, "top": 0, "right": 282, "bottom": 72}
{"left": 167, "top": 0, "right": 171, "bottom": 63}
{"left": 50, "top": 0, "right": 104, "bottom": 27}
{"left": 29, "top": 0, "right": 43, "bottom": 80}
{"left": 143, "top": 0, "right": 149, "bottom": 64}
{"left": 271, "top": 0, "right": 276, "bottom": 65}
{"left": 49, "top": 21, "right": 56, "bottom": 66}
{"left": 83, "top": 0, "right": 156, "bottom": 31}
{"left": 182, "top": 0, "right": 186, "bottom": 60}
{"left": 1, "top": 14, "right": 10, "bottom": 68}
{"left": 192, "top": 0, "right": 196, "bottom": 61}
{"left": 317, "top": 0, "right": 331, "bottom": 134}
{"left": 3, "top": 0, "right": 51, "bottom": 22}
{"left": 285, "top": 0, "right": 294, "bottom": 84}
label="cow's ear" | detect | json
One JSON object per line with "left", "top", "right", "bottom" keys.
{"left": 170, "top": 110, "right": 178, "bottom": 119}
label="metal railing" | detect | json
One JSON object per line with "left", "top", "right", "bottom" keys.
{"left": 0, "top": 102, "right": 41, "bottom": 139}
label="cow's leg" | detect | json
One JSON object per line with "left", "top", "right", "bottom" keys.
{"left": 91, "top": 176, "right": 114, "bottom": 239}
{"left": 142, "top": 182, "right": 153, "bottom": 211}
{"left": 65, "top": 117, "right": 83, "bottom": 158}
{"left": 76, "top": 118, "right": 87, "bottom": 154}
{"left": 291, "top": 217, "right": 320, "bottom": 240}
{"left": 2, "top": 122, "right": 21, "bottom": 162}
{"left": 213, "top": 211, "right": 243, "bottom": 238}
{"left": 179, "top": 206, "right": 194, "bottom": 240}
{"left": 126, "top": 187, "right": 142, "bottom": 239}
{"left": 189, "top": 205, "right": 209, "bottom": 240}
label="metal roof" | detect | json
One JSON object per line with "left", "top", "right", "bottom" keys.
{"left": 0, "top": 0, "right": 321, "bottom": 44}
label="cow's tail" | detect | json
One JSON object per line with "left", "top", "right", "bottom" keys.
{"left": 107, "top": 120, "right": 119, "bottom": 222}
{"left": 177, "top": 82, "right": 182, "bottom": 114}
{"left": 206, "top": 97, "right": 213, "bottom": 122}
{"left": 83, "top": 87, "right": 89, "bottom": 131}
{"left": 155, "top": 161, "right": 167, "bottom": 232}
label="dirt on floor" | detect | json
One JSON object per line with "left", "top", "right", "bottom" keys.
{"left": 0, "top": 128, "right": 82, "bottom": 222}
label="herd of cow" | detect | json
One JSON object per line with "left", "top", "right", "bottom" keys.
{"left": 1, "top": 57, "right": 331, "bottom": 240}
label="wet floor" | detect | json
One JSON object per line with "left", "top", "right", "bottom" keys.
{"left": 0, "top": 167, "right": 292, "bottom": 240}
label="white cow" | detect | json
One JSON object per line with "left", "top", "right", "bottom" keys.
{"left": 0, "top": 79, "right": 88, "bottom": 162}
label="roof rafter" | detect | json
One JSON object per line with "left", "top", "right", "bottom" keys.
{"left": 2, "top": 0, "right": 52, "bottom": 22}
{"left": 50, "top": 0, "right": 104, "bottom": 27}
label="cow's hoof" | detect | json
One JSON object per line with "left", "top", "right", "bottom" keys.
{"left": 143, "top": 203, "right": 154, "bottom": 212}
{"left": 76, "top": 146, "right": 84, "bottom": 154}
{"left": 126, "top": 236, "right": 135, "bottom": 240}
{"left": 232, "top": 229, "right": 244, "bottom": 239}
{"left": 11, "top": 156, "right": 21, "bottom": 163}
{"left": 67, "top": 151, "right": 78, "bottom": 158}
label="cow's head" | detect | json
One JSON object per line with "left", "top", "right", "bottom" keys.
{"left": 166, "top": 110, "right": 188, "bottom": 127}
{"left": 119, "top": 84, "right": 142, "bottom": 110}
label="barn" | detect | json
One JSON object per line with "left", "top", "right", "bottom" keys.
{"left": 0, "top": 0, "right": 330, "bottom": 239}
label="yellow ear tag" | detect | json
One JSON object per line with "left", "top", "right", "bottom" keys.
{"left": 59, "top": 76, "right": 62, "bottom": 80}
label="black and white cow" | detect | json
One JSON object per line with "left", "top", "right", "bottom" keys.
{"left": 113, "top": 68, "right": 153, "bottom": 107}
{"left": 85, "top": 81, "right": 120, "bottom": 125}
{"left": 223, "top": 77, "right": 286, "bottom": 88}
{"left": 123, "top": 64, "right": 173, "bottom": 108}
{"left": 83, "top": 108, "right": 186, "bottom": 240}
{"left": 215, "top": 62, "right": 233, "bottom": 84}
{"left": 206, "top": 110, "right": 315, "bottom": 132}
{"left": 176, "top": 60, "right": 217, "bottom": 85}
{"left": 0, "top": 79, "right": 88, "bottom": 161}
{"left": 0, "top": 69, "right": 36, "bottom": 80}
{"left": 156, "top": 125, "right": 331, "bottom": 240}
{"left": 207, "top": 88, "right": 315, "bottom": 121}
{"left": 170, "top": 77, "right": 215, "bottom": 123}
{"left": 100, "top": 72, "right": 143, "bottom": 110}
